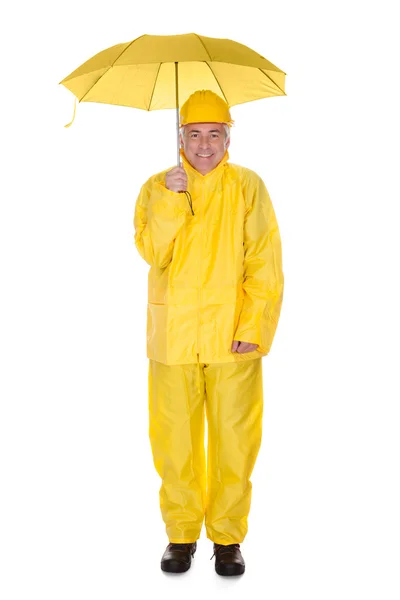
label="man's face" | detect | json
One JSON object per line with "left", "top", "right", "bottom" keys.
{"left": 181, "top": 122, "right": 230, "bottom": 175}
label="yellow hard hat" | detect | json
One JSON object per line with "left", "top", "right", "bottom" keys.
{"left": 180, "top": 90, "right": 234, "bottom": 127}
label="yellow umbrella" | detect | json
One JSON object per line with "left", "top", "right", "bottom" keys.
{"left": 59, "top": 33, "right": 286, "bottom": 164}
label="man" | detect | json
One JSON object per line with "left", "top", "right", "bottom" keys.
{"left": 134, "top": 90, "right": 284, "bottom": 576}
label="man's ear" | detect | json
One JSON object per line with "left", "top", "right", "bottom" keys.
{"left": 225, "top": 136, "right": 231, "bottom": 150}
{"left": 179, "top": 126, "right": 185, "bottom": 148}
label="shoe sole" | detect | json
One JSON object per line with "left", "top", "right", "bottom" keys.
{"left": 161, "top": 559, "right": 191, "bottom": 573}
{"left": 215, "top": 563, "right": 245, "bottom": 576}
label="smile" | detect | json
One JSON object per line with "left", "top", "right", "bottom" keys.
{"left": 197, "top": 153, "right": 213, "bottom": 158}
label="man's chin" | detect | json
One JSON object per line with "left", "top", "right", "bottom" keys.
{"left": 194, "top": 159, "right": 217, "bottom": 174}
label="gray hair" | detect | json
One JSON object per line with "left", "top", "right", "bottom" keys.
{"left": 180, "top": 123, "right": 230, "bottom": 148}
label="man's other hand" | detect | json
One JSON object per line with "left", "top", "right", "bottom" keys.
{"left": 231, "top": 340, "right": 258, "bottom": 353}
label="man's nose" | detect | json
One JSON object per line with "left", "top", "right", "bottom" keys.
{"left": 198, "top": 136, "right": 211, "bottom": 147}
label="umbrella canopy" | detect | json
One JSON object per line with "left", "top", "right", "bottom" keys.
{"left": 59, "top": 33, "right": 286, "bottom": 162}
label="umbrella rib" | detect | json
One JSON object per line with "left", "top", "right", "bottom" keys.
{"left": 194, "top": 33, "right": 213, "bottom": 61}
{"left": 148, "top": 63, "right": 162, "bottom": 111}
{"left": 257, "top": 68, "right": 286, "bottom": 95}
{"left": 79, "top": 34, "right": 146, "bottom": 103}
{"left": 79, "top": 67, "right": 112, "bottom": 102}
{"left": 204, "top": 62, "right": 229, "bottom": 105}
{"left": 112, "top": 33, "right": 146, "bottom": 64}
{"left": 194, "top": 34, "right": 231, "bottom": 103}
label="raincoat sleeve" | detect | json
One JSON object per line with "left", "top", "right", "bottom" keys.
{"left": 234, "top": 175, "right": 284, "bottom": 351}
{"left": 134, "top": 178, "right": 189, "bottom": 269}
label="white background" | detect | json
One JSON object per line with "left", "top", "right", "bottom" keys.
{"left": 1, "top": 0, "right": 399, "bottom": 598}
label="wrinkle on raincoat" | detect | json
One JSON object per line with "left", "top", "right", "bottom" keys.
{"left": 134, "top": 149, "right": 284, "bottom": 365}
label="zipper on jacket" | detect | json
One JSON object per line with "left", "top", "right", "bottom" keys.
{"left": 197, "top": 185, "right": 204, "bottom": 357}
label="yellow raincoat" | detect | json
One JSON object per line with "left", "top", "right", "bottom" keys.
{"left": 134, "top": 148, "right": 284, "bottom": 365}
{"left": 134, "top": 146, "right": 284, "bottom": 545}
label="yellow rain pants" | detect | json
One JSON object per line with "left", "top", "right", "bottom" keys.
{"left": 148, "top": 356, "right": 263, "bottom": 545}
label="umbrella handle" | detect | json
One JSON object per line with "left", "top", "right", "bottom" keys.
{"left": 174, "top": 62, "right": 194, "bottom": 216}
{"left": 175, "top": 62, "right": 180, "bottom": 166}
{"left": 176, "top": 105, "right": 180, "bottom": 166}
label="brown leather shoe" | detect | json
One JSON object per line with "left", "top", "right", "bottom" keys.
{"left": 161, "top": 541, "right": 197, "bottom": 573}
{"left": 211, "top": 543, "right": 245, "bottom": 576}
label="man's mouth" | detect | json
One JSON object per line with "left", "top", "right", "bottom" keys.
{"left": 196, "top": 153, "right": 213, "bottom": 159}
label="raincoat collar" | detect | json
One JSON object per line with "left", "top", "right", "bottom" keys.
{"left": 179, "top": 147, "right": 229, "bottom": 180}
